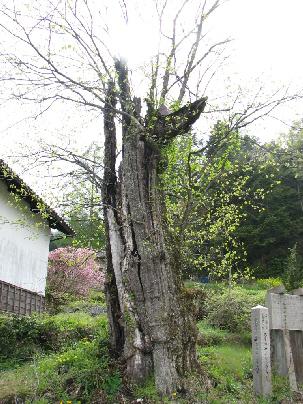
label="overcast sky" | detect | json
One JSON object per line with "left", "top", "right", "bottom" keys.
{"left": 1, "top": 0, "right": 303, "bottom": 199}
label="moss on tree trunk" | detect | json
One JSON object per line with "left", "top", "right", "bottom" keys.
{"left": 102, "top": 62, "right": 207, "bottom": 395}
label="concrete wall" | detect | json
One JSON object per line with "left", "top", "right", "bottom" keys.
{"left": 0, "top": 181, "right": 51, "bottom": 295}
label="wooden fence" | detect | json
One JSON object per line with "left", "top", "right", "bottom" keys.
{"left": 0, "top": 280, "right": 45, "bottom": 315}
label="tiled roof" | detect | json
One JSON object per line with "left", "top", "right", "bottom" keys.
{"left": 0, "top": 159, "right": 74, "bottom": 236}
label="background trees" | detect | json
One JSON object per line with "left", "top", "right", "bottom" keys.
{"left": 162, "top": 122, "right": 276, "bottom": 282}
{"left": 160, "top": 119, "right": 303, "bottom": 282}
{"left": 236, "top": 122, "right": 303, "bottom": 277}
{"left": 18, "top": 141, "right": 107, "bottom": 251}
{"left": 50, "top": 175, "right": 105, "bottom": 251}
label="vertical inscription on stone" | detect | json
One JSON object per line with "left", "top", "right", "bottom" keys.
{"left": 252, "top": 305, "right": 272, "bottom": 396}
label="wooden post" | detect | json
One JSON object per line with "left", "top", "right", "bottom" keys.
{"left": 252, "top": 305, "right": 272, "bottom": 396}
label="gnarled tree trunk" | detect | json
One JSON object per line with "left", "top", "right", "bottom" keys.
{"left": 103, "top": 62, "right": 207, "bottom": 395}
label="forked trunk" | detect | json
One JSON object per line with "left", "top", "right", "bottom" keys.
{"left": 102, "top": 69, "right": 207, "bottom": 395}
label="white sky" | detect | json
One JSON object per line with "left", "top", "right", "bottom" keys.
{"left": 1, "top": 0, "right": 303, "bottom": 199}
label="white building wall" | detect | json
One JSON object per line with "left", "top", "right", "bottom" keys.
{"left": 0, "top": 181, "right": 51, "bottom": 295}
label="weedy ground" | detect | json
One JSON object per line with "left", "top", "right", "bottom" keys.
{"left": 0, "top": 281, "right": 297, "bottom": 403}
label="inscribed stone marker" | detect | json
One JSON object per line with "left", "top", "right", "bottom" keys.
{"left": 251, "top": 305, "right": 272, "bottom": 396}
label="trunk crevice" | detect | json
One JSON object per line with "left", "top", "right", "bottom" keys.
{"left": 102, "top": 70, "right": 206, "bottom": 395}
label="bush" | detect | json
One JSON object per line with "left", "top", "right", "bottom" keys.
{"left": 255, "top": 277, "right": 282, "bottom": 290}
{"left": 0, "top": 312, "right": 107, "bottom": 368}
{"left": 60, "top": 291, "right": 106, "bottom": 314}
{"left": 0, "top": 322, "right": 122, "bottom": 403}
{"left": 182, "top": 284, "right": 209, "bottom": 320}
{"left": 0, "top": 315, "right": 42, "bottom": 368}
{"left": 0, "top": 291, "right": 122, "bottom": 403}
{"left": 197, "top": 320, "right": 230, "bottom": 346}
{"left": 282, "top": 243, "right": 303, "bottom": 291}
{"left": 205, "top": 288, "right": 264, "bottom": 333}
{"left": 46, "top": 247, "right": 105, "bottom": 311}
{"left": 184, "top": 281, "right": 266, "bottom": 334}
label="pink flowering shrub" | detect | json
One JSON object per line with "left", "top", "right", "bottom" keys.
{"left": 47, "top": 247, "right": 105, "bottom": 303}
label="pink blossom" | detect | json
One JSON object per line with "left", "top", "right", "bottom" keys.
{"left": 47, "top": 247, "right": 105, "bottom": 297}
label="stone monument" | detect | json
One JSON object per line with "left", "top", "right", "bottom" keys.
{"left": 252, "top": 287, "right": 303, "bottom": 397}
{"left": 251, "top": 305, "right": 272, "bottom": 396}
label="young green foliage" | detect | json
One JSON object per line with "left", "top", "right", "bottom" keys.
{"left": 161, "top": 121, "right": 277, "bottom": 281}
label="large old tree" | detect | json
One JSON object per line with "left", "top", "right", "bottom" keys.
{"left": 102, "top": 72, "right": 206, "bottom": 394}
{"left": 0, "top": 0, "right": 220, "bottom": 393}
{"left": 0, "top": 0, "right": 297, "bottom": 395}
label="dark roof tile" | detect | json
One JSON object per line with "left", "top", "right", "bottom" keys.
{"left": 0, "top": 159, "right": 74, "bottom": 236}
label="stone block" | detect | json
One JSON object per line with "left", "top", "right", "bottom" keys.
{"left": 252, "top": 305, "right": 272, "bottom": 396}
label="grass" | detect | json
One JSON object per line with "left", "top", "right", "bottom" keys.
{"left": 197, "top": 319, "right": 251, "bottom": 346}
{"left": 0, "top": 310, "right": 108, "bottom": 372}
{"left": 198, "top": 339, "right": 293, "bottom": 403}
{"left": 0, "top": 364, "right": 34, "bottom": 400}
{"left": 198, "top": 343, "right": 253, "bottom": 402}
{"left": 0, "top": 280, "right": 295, "bottom": 403}
{"left": 0, "top": 338, "right": 121, "bottom": 402}
{"left": 134, "top": 377, "right": 160, "bottom": 402}
{"left": 191, "top": 278, "right": 293, "bottom": 403}
{"left": 197, "top": 320, "right": 231, "bottom": 345}
{"left": 41, "top": 311, "right": 103, "bottom": 329}
{"left": 59, "top": 290, "right": 107, "bottom": 313}
{"left": 0, "top": 295, "right": 122, "bottom": 403}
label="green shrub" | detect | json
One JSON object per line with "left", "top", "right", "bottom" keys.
{"left": 184, "top": 281, "right": 227, "bottom": 318}
{"left": 0, "top": 312, "right": 107, "bottom": 368}
{"left": 184, "top": 282, "right": 265, "bottom": 333}
{"left": 46, "top": 290, "right": 106, "bottom": 315}
{"left": 0, "top": 315, "right": 43, "bottom": 366}
{"left": 205, "top": 288, "right": 265, "bottom": 333}
{"left": 282, "top": 243, "right": 303, "bottom": 291}
{"left": 182, "top": 285, "right": 209, "bottom": 320}
{"left": 197, "top": 320, "right": 230, "bottom": 346}
{"left": 88, "top": 290, "right": 106, "bottom": 304}
{"left": 0, "top": 325, "right": 121, "bottom": 402}
{"left": 255, "top": 277, "right": 282, "bottom": 290}
{"left": 60, "top": 291, "right": 106, "bottom": 314}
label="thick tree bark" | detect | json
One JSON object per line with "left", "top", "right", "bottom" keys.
{"left": 121, "top": 132, "right": 199, "bottom": 394}
{"left": 102, "top": 67, "right": 207, "bottom": 395}
{"left": 102, "top": 83, "right": 124, "bottom": 356}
